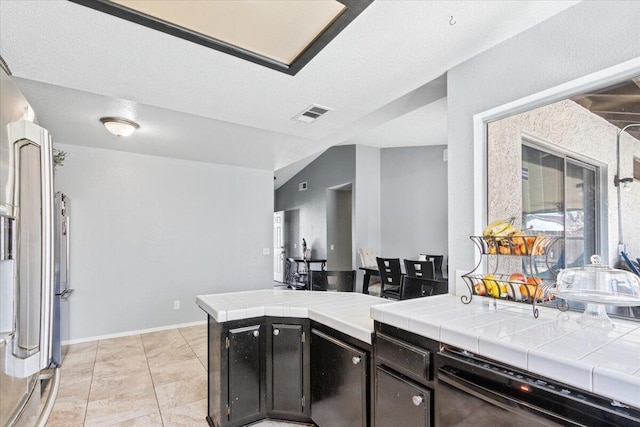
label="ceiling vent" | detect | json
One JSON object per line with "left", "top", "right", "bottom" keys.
{"left": 293, "top": 104, "right": 332, "bottom": 123}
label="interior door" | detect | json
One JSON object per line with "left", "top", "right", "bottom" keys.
{"left": 273, "top": 211, "right": 286, "bottom": 282}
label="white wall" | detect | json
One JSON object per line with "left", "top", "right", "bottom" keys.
{"left": 380, "top": 145, "right": 448, "bottom": 262}
{"left": 447, "top": 1, "right": 640, "bottom": 294}
{"left": 54, "top": 144, "right": 274, "bottom": 340}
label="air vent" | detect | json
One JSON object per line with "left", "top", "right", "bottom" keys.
{"left": 299, "top": 182, "right": 308, "bottom": 191}
{"left": 293, "top": 104, "right": 332, "bottom": 123}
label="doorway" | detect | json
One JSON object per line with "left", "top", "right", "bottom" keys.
{"left": 273, "top": 211, "right": 286, "bottom": 282}
{"left": 326, "top": 184, "right": 353, "bottom": 271}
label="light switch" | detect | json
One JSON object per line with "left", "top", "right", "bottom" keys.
{"left": 263, "top": 248, "right": 270, "bottom": 255}
{"left": 330, "top": 244, "right": 335, "bottom": 251}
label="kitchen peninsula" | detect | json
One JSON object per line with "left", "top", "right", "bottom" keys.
{"left": 197, "top": 290, "right": 640, "bottom": 426}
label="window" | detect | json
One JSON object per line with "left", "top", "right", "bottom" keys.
{"left": 522, "top": 142, "right": 600, "bottom": 272}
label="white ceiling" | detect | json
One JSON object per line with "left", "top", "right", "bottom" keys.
{"left": 0, "top": 0, "right": 579, "bottom": 181}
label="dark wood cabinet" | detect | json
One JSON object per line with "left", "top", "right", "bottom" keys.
{"left": 266, "top": 319, "right": 310, "bottom": 421}
{"left": 227, "top": 324, "right": 263, "bottom": 424}
{"left": 311, "top": 328, "right": 368, "bottom": 427}
{"left": 375, "top": 366, "right": 431, "bottom": 427}
{"left": 207, "top": 317, "right": 266, "bottom": 427}
{"left": 374, "top": 322, "right": 439, "bottom": 427}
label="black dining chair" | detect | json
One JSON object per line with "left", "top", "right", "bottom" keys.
{"left": 404, "top": 259, "right": 436, "bottom": 280}
{"left": 400, "top": 276, "right": 435, "bottom": 300}
{"left": 420, "top": 254, "right": 444, "bottom": 271}
{"left": 376, "top": 257, "right": 402, "bottom": 299}
{"left": 309, "top": 270, "right": 328, "bottom": 291}
{"left": 325, "top": 270, "right": 356, "bottom": 292}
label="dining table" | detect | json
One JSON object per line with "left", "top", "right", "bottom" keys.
{"left": 286, "top": 257, "right": 327, "bottom": 289}
{"left": 358, "top": 266, "right": 448, "bottom": 295}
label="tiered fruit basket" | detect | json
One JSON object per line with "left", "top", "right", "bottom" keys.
{"left": 462, "top": 234, "right": 561, "bottom": 318}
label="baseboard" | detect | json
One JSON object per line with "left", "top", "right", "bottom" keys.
{"left": 61, "top": 319, "right": 208, "bottom": 346}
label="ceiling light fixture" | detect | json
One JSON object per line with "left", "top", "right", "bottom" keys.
{"left": 100, "top": 117, "right": 139, "bottom": 137}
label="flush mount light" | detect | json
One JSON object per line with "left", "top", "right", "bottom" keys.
{"left": 100, "top": 117, "right": 139, "bottom": 137}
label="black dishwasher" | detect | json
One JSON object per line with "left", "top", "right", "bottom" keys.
{"left": 437, "top": 347, "right": 640, "bottom": 427}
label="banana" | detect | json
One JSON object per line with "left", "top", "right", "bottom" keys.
{"left": 483, "top": 218, "right": 515, "bottom": 237}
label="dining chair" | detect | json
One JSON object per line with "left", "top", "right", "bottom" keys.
{"left": 400, "top": 276, "right": 435, "bottom": 300}
{"left": 376, "top": 257, "right": 402, "bottom": 299}
{"left": 309, "top": 270, "right": 328, "bottom": 291}
{"left": 404, "top": 259, "right": 436, "bottom": 280}
{"left": 326, "top": 270, "right": 356, "bottom": 292}
{"left": 419, "top": 254, "right": 444, "bottom": 271}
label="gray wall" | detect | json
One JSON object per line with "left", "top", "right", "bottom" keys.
{"left": 447, "top": 1, "right": 640, "bottom": 291}
{"left": 54, "top": 144, "right": 274, "bottom": 340}
{"left": 275, "top": 145, "right": 356, "bottom": 261}
{"left": 380, "top": 146, "right": 448, "bottom": 261}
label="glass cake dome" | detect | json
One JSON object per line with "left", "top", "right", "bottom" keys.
{"left": 554, "top": 255, "right": 640, "bottom": 328}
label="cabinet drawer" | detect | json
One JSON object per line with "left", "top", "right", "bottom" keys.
{"left": 376, "top": 333, "right": 431, "bottom": 381}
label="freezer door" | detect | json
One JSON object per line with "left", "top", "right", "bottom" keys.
{"left": 3, "top": 120, "right": 55, "bottom": 375}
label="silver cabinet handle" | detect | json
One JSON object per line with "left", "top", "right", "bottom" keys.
{"left": 412, "top": 395, "right": 423, "bottom": 406}
{"left": 273, "top": 329, "right": 280, "bottom": 336}
{"left": 352, "top": 356, "right": 361, "bottom": 365}
{"left": 253, "top": 330, "right": 259, "bottom": 338}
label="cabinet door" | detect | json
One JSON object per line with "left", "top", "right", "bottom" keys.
{"left": 270, "top": 323, "right": 303, "bottom": 414}
{"left": 228, "top": 324, "right": 262, "bottom": 423}
{"left": 375, "top": 366, "right": 431, "bottom": 427}
{"left": 311, "top": 329, "right": 367, "bottom": 427}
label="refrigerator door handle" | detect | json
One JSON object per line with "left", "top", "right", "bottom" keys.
{"left": 7, "top": 120, "right": 54, "bottom": 375}
{"left": 60, "top": 288, "right": 74, "bottom": 300}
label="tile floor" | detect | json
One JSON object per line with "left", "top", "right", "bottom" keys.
{"left": 44, "top": 324, "right": 308, "bottom": 427}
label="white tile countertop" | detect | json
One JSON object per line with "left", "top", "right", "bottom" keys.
{"left": 196, "top": 289, "right": 392, "bottom": 344}
{"left": 371, "top": 294, "right": 640, "bottom": 409}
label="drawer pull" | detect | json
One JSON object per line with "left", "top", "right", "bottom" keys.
{"left": 412, "top": 395, "right": 423, "bottom": 406}
{"left": 352, "top": 356, "right": 361, "bottom": 365}
{"left": 273, "top": 329, "right": 280, "bottom": 336}
{"left": 253, "top": 330, "right": 260, "bottom": 338}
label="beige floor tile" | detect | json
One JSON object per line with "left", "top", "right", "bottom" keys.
{"left": 84, "top": 388, "right": 158, "bottom": 427}
{"left": 161, "top": 398, "right": 208, "bottom": 427}
{"left": 145, "top": 343, "right": 195, "bottom": 370}
{"left": 47, "top": 396, "right": 88, "bottom": 427}
{"left": 64, "top": 350, "right": 97, "bottom": 367}
{"left": 143, "top": 333, "right": 187, "bottom": 354}
{"left": 197, "top": 355, "right": 208, "bottom": 371}
{"left": 191, "top": 343, "right": 207, "bottom": 360}
{"left": 178, "top": 324, "right": 206, "bottom": 342}
{"left": 96, "top": 343, "right": 146, "bottom": 363}
{"left": 142, "top": 329, "right": 183, "bottom": 345}
{"left": 103, "top": 410, "right": 163, "bottom": 426}
{"left": 89, "top": 370, "right": 155, "bottom": 402}
{"left": 149, "top": 356, "right": 205, "bottom": 386}
{"left": 58, "top": 377, "right": 93, "bottom": 400}
{"left": 98, "top": 335, "right": 142, "bottom": 349}
{"left": 65, "top": 341, "right": 98, "bottom": 356}
{"left": 93, "top": 354, "right": 149, "bottom": 379}
{"left": 155, "top": 373, "right": 207, "bottom": 412}
{"left": 60, "top": 360, "right": 95, "bottom": 383}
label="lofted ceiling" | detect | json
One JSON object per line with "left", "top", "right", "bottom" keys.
{"left": 0, "top": 0, "right": 579, "bottom": 186}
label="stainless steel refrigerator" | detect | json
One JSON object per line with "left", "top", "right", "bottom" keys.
{"left": 1, "top": 64, "right": 59, "bottom": 426}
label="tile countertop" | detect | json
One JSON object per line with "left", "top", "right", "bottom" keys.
{"left": 371, "top": 294, "right": 640, "bottom": 409}
{"left": 196, "top": 289, "right": 392, "bottom": 344}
